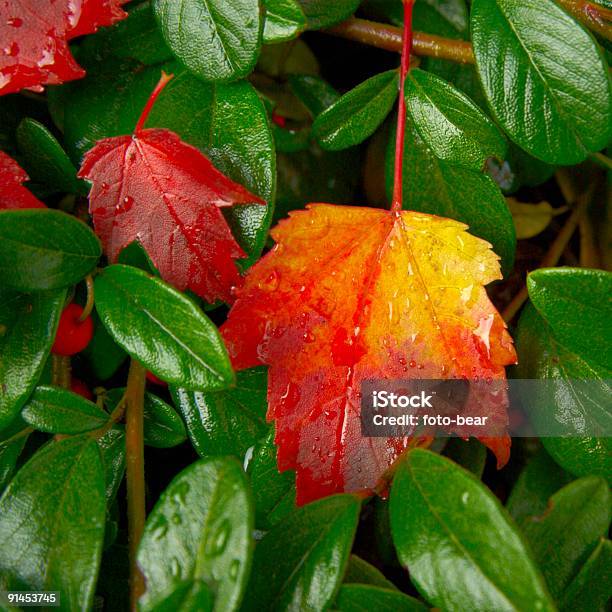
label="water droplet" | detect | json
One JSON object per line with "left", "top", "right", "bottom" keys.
{"left": 229, "top": 559, "right": 240, "bottom": 580}
{"left": 258, "top": 269, "right": 279, "bottom": 292}
{"left": 173, "top": 481, "right": 190, "bottom": 505}
{"left": 208, "top": 520, "right": 230, "bottom": 556}
{"left": 152, "top": 516, "right": 168, "bottom": 541}
{"left": 302, "top": 331, "right": 315, "bottom": 343}
{"left": 171, "top": 514, "right": 182, "bottom": 525}
{"left": 461, "top": 492, "right": 469, "bottom": 504}
{"left": 7, "top": 17, "right": 23, "bottom": 27}
{"left": 409, "top": 360, "right": 416, "bottom": 368}
{"left": 170, "top": 556, "right": 181, "bottom": 577}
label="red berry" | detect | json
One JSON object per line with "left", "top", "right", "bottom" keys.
{"left": 70, "top": 378, "right": 93, "bottom": 401}
{"left": 146, "top": 371, "right": 167, "bottom": 387}
{"left": 272, "top": 112, "right": 286, "bottom": 128}
{"left": 52, "top": 303, "right": 94, "bottom": 356}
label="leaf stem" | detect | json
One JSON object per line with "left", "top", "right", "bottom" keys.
{"left": 125, "top": 359, "right": 147, "bottom": 611}
{"left": 555, "top": 0, "right": 612, "bottom": 41}
{"left": 502, "top": 183, "right": 596, "bottom": 322}
{"left": 324, "top": 17, "right": 474, "bottom": 64}
{"left": 391, "top": 1, "right": 415, "bottom": 213}
{"left": 78, "top": 275, "right": 95, "bottom": 322}
{"left": 134, "top": 71, "right": 174, "bottom": 135}
{"left": 51, "top": 355, "right": 71, "bottom": 389}
{"left": 589, "top": 151, "right": 612, "bottom": 171}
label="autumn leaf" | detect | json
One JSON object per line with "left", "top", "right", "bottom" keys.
{"left": 0, "top": 0, "right": 127, "bottom": 96}
{"left": 221, "top": 204, "right": 517, "bottom": 505}
{"left": 79, "top": 73, "right": 265, "bottom": 304}
{"left": 0, "top": 150, "right": 45, "bottom": 209}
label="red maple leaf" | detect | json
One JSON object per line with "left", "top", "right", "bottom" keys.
{"left": 0, "top": 0, "right": 127, "bottom": 96}
{"left": 78, "top": 73, "right": 266, "bottom": 304}
{"left": 221, "top": 205, "right": 517, "bottom": 505}
{"left": 0, "top": 150, "right": 45, "bottom": 209}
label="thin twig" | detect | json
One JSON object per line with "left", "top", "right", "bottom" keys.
{"left": 589, "top": 152, "right": 612, "bottom": 172}
{"left": 324, "top": 17, "right": 475, "bottom": 64}
{"left": 125, "top": 359, "right": 147, "bottom": 611}
{"left": 502, "top": 184, "right": 596, "bottom": 322}
{"left": 555, "top": 0, "right": 612, "bottom": 41}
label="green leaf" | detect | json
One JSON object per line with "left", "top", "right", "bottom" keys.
{"left": 297, "top": 0, "right": 360, "bottom": 29}
{"left": 506, "top": 447, "right": 572, "bottom": 525}
{"left": 288, "top": 74, "right": 340, "bottom": 117}
{"left": 16, "top": 119, "right": 86, "bottom": 195}
{"left": 516, "top": 304, "right": 612, "bottom": 482}
{"left": 390, "top": 449, "right": 555, "bottom": 611}
{"left": 171, "top": 367, "right": 267, "bottom": 458}
{"left": 247, "top": 428, "right": 296, "bottom": 529}
{"left": 343, "top": 555, "right": 397, "bottom": 590}
{"left": 335, "top": 584, "right": 427, "bottom": 612}
{"left": 63, "top": 62, "right": 275, "bottom": 264}
{"left": 313, "top": 70, "right": 399, "bottom": 151}
{"left": 83, "top": 311, "right": 127, "bottom": 381}
{"left": 138, "top": 457, "right": 253, "bottom": 612}
{"left": 385, "top": 122, "right": 516, "bottom": 273}
{"left": 471, "top": 0, "right": 612, "bottom": 164}
{"left": 153, "top": 0, "right": 262, "bottom": 82}
{"left": 560, "top": 538, "right": 612, "bottom": 612}
{"left": 94, "top": 265, "right": 234, "bottom": 391}
{"left": 78, "top": 2, "right": 173, "bottom": 66}
{"left": 21, "top": 385, "right": 108, "bottom": 434}
{"left": 405, "top": 69, "right": 507, "bottom": 170}
{"left": 147, "top": 579, "right": 214, "bottom": 612}
{"left": 0, "top": 422, "right": 28, "bottom": 492}
{"left": 0, "top": 288, "right": 65, "bottom": 430}
{"left": 105, "top": 388, "right": 186, "bottom": 449}
{"left": 263, "top": 0, "right": 306, "bottom": 43}
{"left": 97, "top": 427, "right": 126, "bottom": 503}
{"left": 0, "top": 209, "right": 101, "bottom": 292}
{"left": 442, "top": 438, "right": 487, "bottom": 478}
{"left": 243, "top": 494, "right": 360, "bottom": 611}
{"left": 0, "top": 436, "right": 106, "bottom": 611}
{"left": 522, "top": 476, "right": 611, "bottom": 599}
{"left": 527, "top": 267, "right": 612, "bottom": 370}
{"left": 117, "top": 241, "right": 159, "bottom": 275}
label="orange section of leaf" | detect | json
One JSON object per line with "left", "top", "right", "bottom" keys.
{"left": 222, "top": 204, "right": 517, "bottom": 504}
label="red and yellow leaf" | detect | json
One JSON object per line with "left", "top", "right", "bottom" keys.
{"left": 0, "top": 0, "right": 127, "bottom": 96}
{"left": 79, "top": 74, "right": 265, "bottom": 304}
{"left": 0, "top": 151, "right": 45, "bottom": 209}
{"left": 222, "top": 204, "right": 517, "bottom": 504}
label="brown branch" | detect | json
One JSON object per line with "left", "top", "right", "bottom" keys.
{"left": 324, "top": 17, "right": 475, "bottom": 64}
{"left": 125, "top": 359, "right": 147, "bottom": 611}
{"left": 556, "top": 0, "right": 612, "bottom": 41}
{"left": 51, "top": 355, "right": 71, "bottom": 389}
{"left": 502, "top": 184, "right": 596, "bottom": 322}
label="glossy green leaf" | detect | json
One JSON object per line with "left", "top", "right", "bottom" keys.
{"left": 63, "top": 62, "right": 275, "bottom": 264}
{"left": 147, "top": 579, "right": 214, "bottom": 612}
{"left": 138, "top": 457, "right": 253, "bottom": 612}
{"left": 247, "top": 428, "right": 296, "bottom": 529}
{"left": 153, "top": 0, "right": 262, "bottom": 82}
{"left": 0, "top": 288, "right": 65, "bottom": 430}
{"left": 78, "top": 2, "right": 173, "bottom": 66}
{"left": 297, "top": 0, "right": 360, "bottom": 29}
{"left": 105, "top": 388, "right": 186, "bottom": 449}
{"left": 0, "top": 436, "right": 106, "bottom": 610}
{"left": 83, "top": 311, "right": 127, "bottom": 381}
{"left": 243, "top": 494, "right": 360, "bottom": 611}
{"left": 527, "top": 267, "right": 612, "bottom": 370}
{"left": 335, "top": 584, "right": 427, "bottom": 612}
{"left": 313, "top": 70, "right": 399, "bottom": 150}
{"left": 516, "top": 304, "right": 612, "bottom": 482}
{"left": 263, "top": 0, "right": 306, "bottom": 43}
{"left": 0, "top": 421, "right": 28, "bottom": 492}
{"left": 117, "top": 241, "right": 159, "bottom": 275}
{"left": 506, "top": 447, "right": 572, "bottom": 525}
{"left": 288, "top": 74, "right": 340, "bottom": 117}
{"left": 343, "top": 555, "right": 397, "bottom": 590}
{"left": 405, "top": 68, "right": 506, "bottom": 170}
{"left": 97, "top": 427, "right": 126, "bottom": 503}
{"left": 471, "top": 0, "right": 612, "bottom": 164}
{"left": 21, "top": 385, "right": 108, "bottom": 434}
{"left": 16, "top": 119, "right": 85, "bottom": 195}
{"left": 171, "top": 366, "right": 267, "bottom": 458}
{"left": 94, "top": 265, "right": 234, "bottom": 391}
{"left": 385, "top": 122, "right": 516, "bottom": 273}
{"left": 390, "top": 449, "right": 555, "bottom": 611}
{"left": 442, "top": 438, "right": 487, "bottom": 478}
{"left": 522, "top": 476, "right": 611, "bottom": 599}
{"left": 560, "top": 538, "right": 612, "bottom": 612}
{"left": 0, "top": 209, "right": 101, "bottom": 291}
